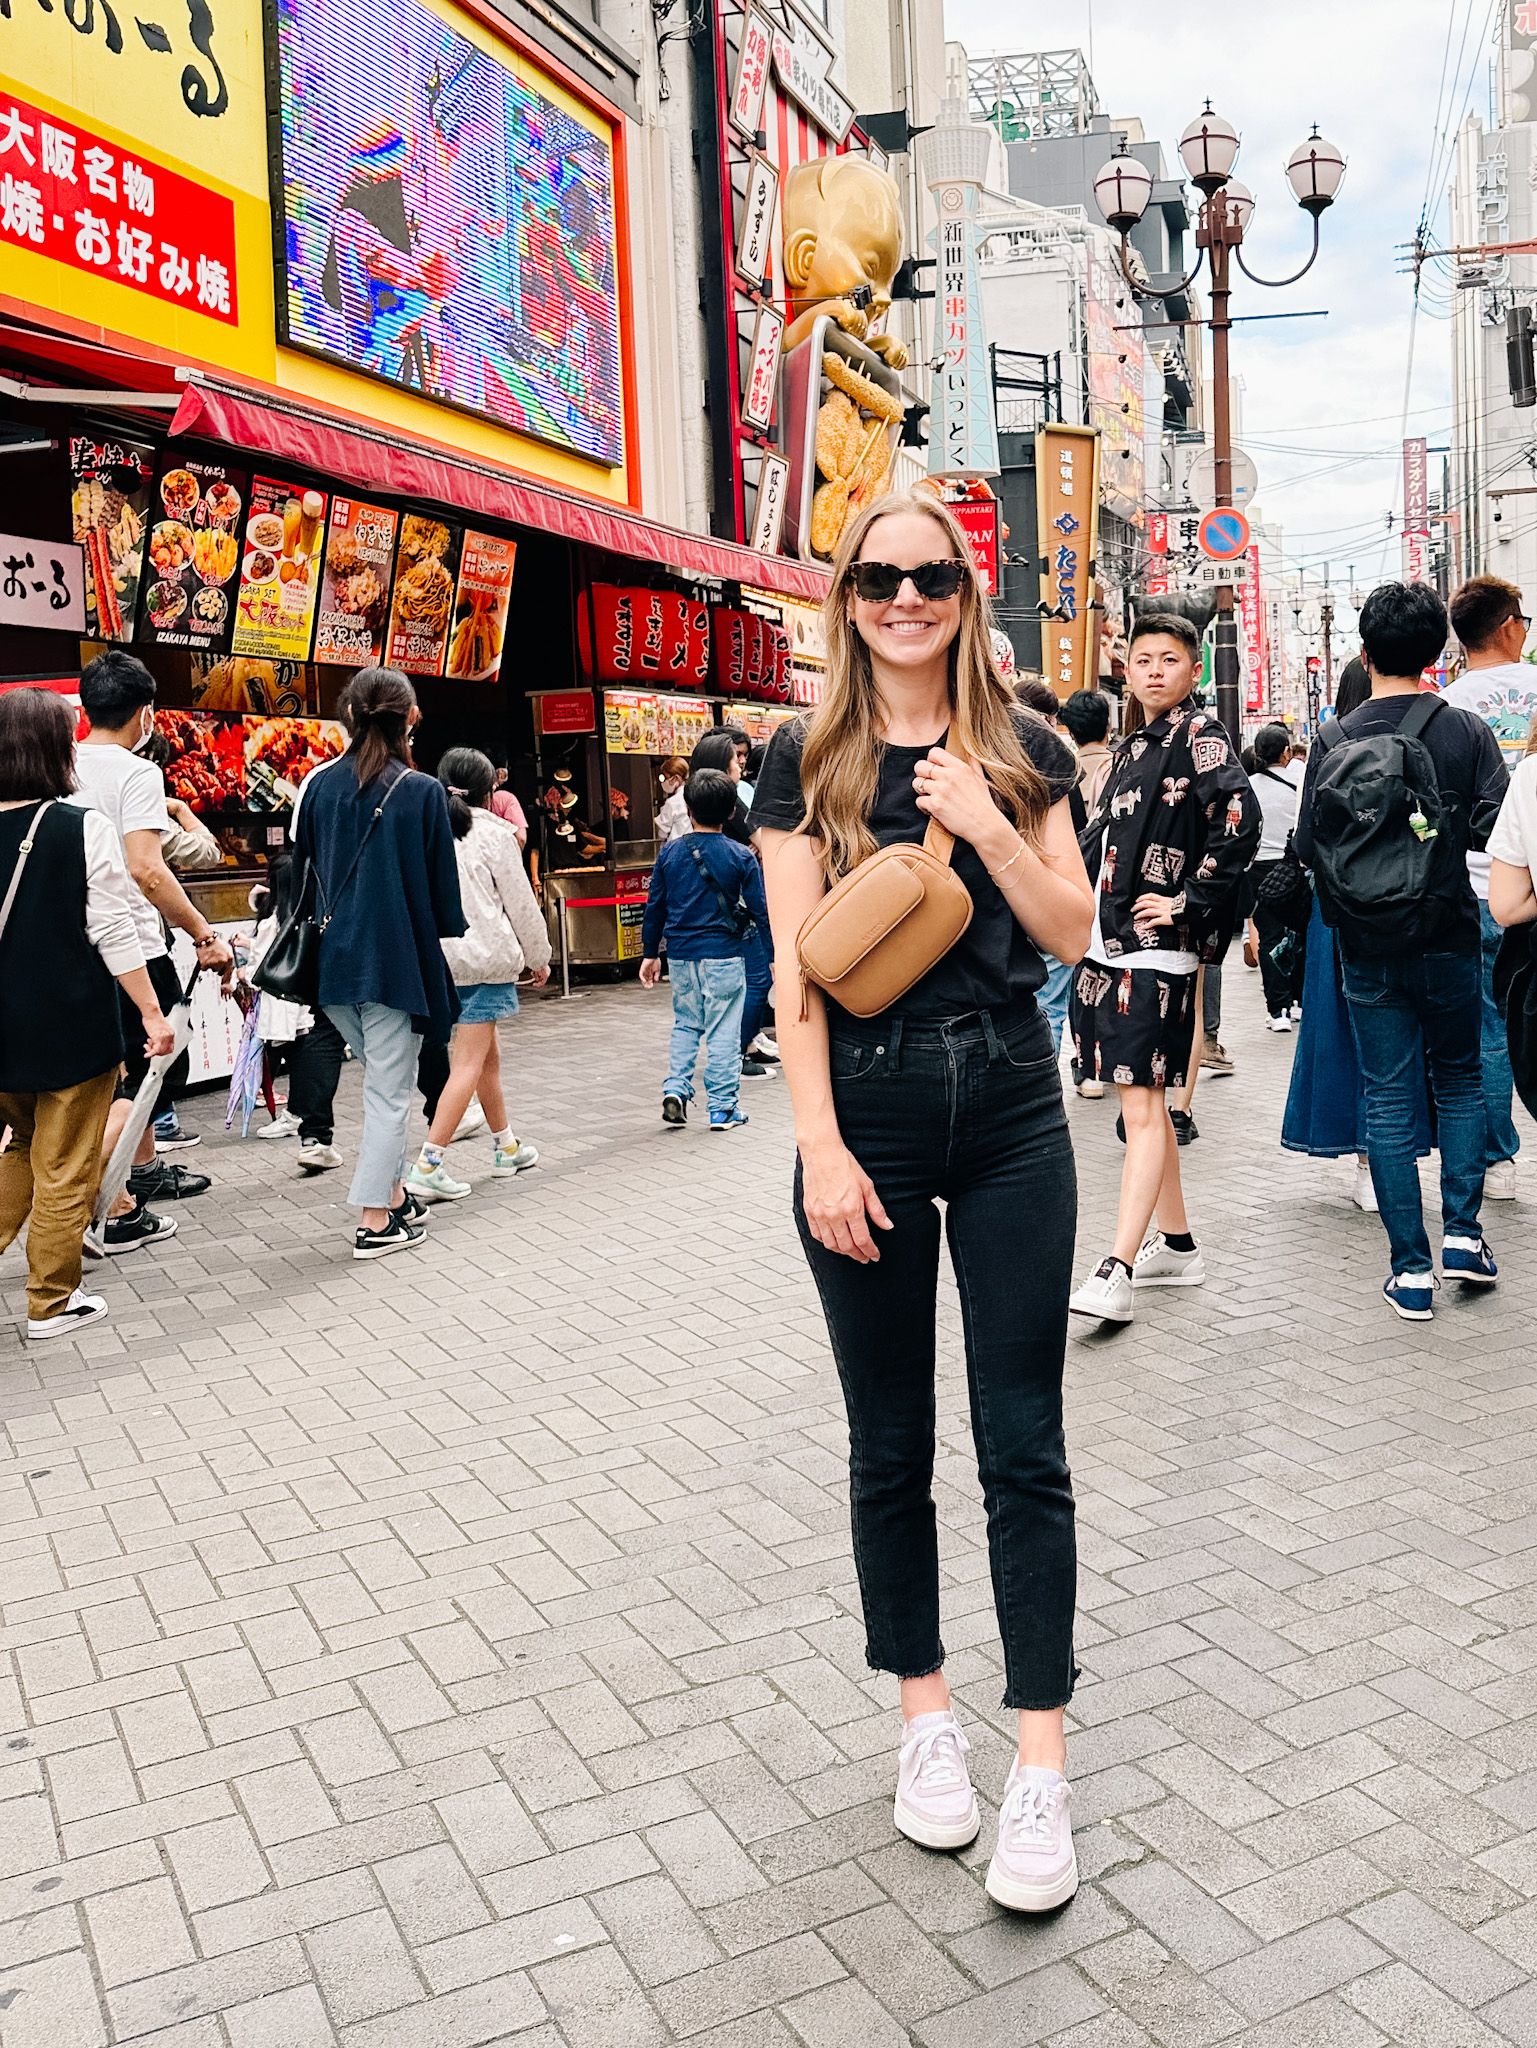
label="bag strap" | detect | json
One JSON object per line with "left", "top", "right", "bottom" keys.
{"left": 0, "top": 801, "right": 53, "bottom": 953}
{"left": 314, "top": 768, "right": 407, "bottom": 932}
{"left": 1399, "top": 692, "right": 1445, "bottom": 743}
{"left": 687, "top": 839, "right": 753, "bottom": 935}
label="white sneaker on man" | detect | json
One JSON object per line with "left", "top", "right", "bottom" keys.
{"left": 258, "top": 1110, "right": 300, "bottom": 1140}
{"left": 1068, "top": 1258, "right": 1134, "bottom": 1322}
{"left": 27, "top": 1288, "right": 109, "bottom": 1340}
{"left": 1265, "top": 1014, "right": 1292, "bottom": 1033}
{"left": 451, "top": 1101, "right": 487, "bottom": 1143}
{"left": 1132, "top": 1233, "right": 1205, "bottom": 1287}
{"left": 986, "top": 1762, "right": 1078, "bottom": 1913}
{"left": 1352, "top": 1161, "right": 1379, "bottom": 1212}
{"left": 893, "top": 1712, "right": 980, "bottom": 1849}
{"left": 1485, "top": 1159, "right": 1518, "bottom": 1201}
{"left": 297, "top": 1142, "right": 343, "bottom": 1173}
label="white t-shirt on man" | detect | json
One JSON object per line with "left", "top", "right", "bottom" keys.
{"left": 69, "top": 741, "right": 172, "bottom": 961}
{"left": 1443, "top": 663, "right": 1537, "bottom": 901}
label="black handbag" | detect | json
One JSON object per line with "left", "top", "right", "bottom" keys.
{"left": 252, "top": 770, "right": 406, "bottom": 1007}
{"left": 1253, "top": 834, "right": 1313, "bottom": 932}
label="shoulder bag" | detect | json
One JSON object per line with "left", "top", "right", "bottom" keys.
{"left": 1252, "top": 770, "right": 1313, "bottom": 933}
{"left": 253, "top": 770, "right": 406, "bottom": 1006}
{"left": 795, "top": 813, "right": 973, "bottom": 1019}
{"left": 687, "top": 840, "right": 755, "bottom": 941}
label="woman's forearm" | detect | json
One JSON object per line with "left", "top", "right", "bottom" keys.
{"left": 973, "top": 813, "right": 1095, "bottom": 963}
{"left": 1489, "top": 858, "right": 1537, "bottom": 927}
{"left": 776, "top": 979, "right": 842, "bottom": 1148}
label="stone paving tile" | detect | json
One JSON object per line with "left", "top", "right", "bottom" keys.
{"left": 3, "top": 972, "right": 1537, "bottom": 2042}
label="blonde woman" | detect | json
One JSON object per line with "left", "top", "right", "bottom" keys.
{"left": 754, "top": 493, "right": 1094, "bottom": 1913}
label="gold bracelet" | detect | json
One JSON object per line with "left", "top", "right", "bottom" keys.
{"left": 987, "top": 840, "right": 1027, "bottom": 883}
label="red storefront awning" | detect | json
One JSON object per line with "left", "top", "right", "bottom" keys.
{"left": 170, "top": 378, "right": 831, "bottom": 604}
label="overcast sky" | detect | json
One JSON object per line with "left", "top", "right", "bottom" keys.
{"left": 946, "top": 0, "right": 1494, "bottom": 608}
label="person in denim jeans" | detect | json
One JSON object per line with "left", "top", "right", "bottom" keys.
{"left": 639, "top": 770, "right": 768, "bottom": 1131}
{"left": 756, "top": 492, "right": 1094, "bottom": 1915}
{"left": 1295, "top": 582, "right": 1509, "bottom": 1321}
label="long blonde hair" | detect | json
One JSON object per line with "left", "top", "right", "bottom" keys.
{"left": 799, "top": 492, "right": 1050, "bottom": 879}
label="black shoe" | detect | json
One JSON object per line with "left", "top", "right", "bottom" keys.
{"left": 128, "top": 1160, "right": 211, "bottom": 1202}
{"left": 662, "top": 1094, "right": 687, "bottom": 1125}
{"left": 353, "top": 1215, "right": 425, "bottom": 1260}
{"left": 1170, "top": 1109, "right": 1198, "bottom": 1146}
{"left": 740, "top": 1057, "right": 770, "bottom": 1078}
{"left": 103, "top": 1204, "right": 179, "bottom": 1255}
{"left": 393, "top": 1190, "right": 431, "bottom": 1229}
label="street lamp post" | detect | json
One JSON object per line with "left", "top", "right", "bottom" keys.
{"left": 1093, "top": 110, "right": 1346, "bottom": 745}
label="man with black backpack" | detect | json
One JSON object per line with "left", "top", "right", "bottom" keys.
{"left": 1295, "top": 582, "right": 1509, "bottom": 1321}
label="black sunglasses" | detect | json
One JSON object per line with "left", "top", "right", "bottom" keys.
{"left": 850, "top": 558, "right": 968, "bottom": 603}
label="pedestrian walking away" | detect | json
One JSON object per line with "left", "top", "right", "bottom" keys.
{"left": 405, "top": 748, "right": 551, "bottom": 1203}
{"left": 70, "top": 651, "right": 234, "bottom": 1250}
{"left": 1249, "top": 721, "right": 1308, "bottom": 1028}
{"left": 292, "top": 667, "right": 465, "bottom": 1260}
{"left": 1445, "top": 574, "right": 1535, "bottom": 1197}
{"left": 640, "top": 768, "right": 768, "bottom": 1130}
{"left": 0, "top": 689, "right": 174, "bottom": 1337}
{"left": 1295, "top": 581, "right": 1509, "bottom": 1319}
{"left": 757, "top": 489, "right": 1094, "bottom": 1914}
{"left": 1067, "top": 613, "right": 1260, "bottom": 1324}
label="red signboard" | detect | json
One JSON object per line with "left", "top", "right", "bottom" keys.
{"left": 1147, "top": 512, "right": 1168, "bottom": 556}
{"left": 1240, "top": 543, "right": 1266, "bottom": 715}
{"left": 949, "top": 498, "right": 1000, "bottom": 597}
{"left": 535, "top": 690, "right": 597, "bottom": 735}
{"left": 582, "top": 585, "right": 713, "bottom": 688}
{"left": 0, "top": 91, "right": 239, "bottom": 324}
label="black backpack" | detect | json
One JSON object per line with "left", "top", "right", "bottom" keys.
{"left": 1309, "top": 695, "right": 1464, "bottom": 954}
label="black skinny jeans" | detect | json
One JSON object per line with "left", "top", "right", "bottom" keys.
{"left": 1252, "top": 875, "right": 1306, "bottom": 1018}
{"left": 795, "top": 1003, "right": 1079, "bottom": 1711}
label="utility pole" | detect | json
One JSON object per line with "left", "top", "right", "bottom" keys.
{"left": 1320, "top": 561, "right": 1334, "bottom": 708}
{"left": 1203, "top": 200, "right": 1241, "bottom": 744}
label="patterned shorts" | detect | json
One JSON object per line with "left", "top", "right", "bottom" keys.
{"left": 1069, "top": 963, "right": 1198, "bottom": 1091}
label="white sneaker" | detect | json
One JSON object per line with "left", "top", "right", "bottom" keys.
{"left": 258, "top": 1110, "right": 300, "bottom": 1139}
{"left": 893, "top": 1712, "right": 980, "bottom": 1850}
{"left": 1068, "top": 1257, "right": 1134, "bottom": 1322}
{"left": 405, "top": 1159, "right": 472, "bottom": 1202}
{"left": 1289, "top": 1003, "right": 1304, "bottom": 1021}
{"left": 750, "top": 1032, "right": 781, "bottom": 1063}
{"left": 986, "top": 1762, "right": 1078, "bottom": 1913}
{"left": 1075, "top": 1075, "right": 1104, "bottom": 1099}
{"left": 1352, "top": 1162, "right": 1379, "bottom": 1212}
{"left": 1132, "top": 1233, "right": 1206, "bottom": 1287}
{"left": 27, "top": 1288, "right": 109, "bottom": 1340}
{"left": 297, "top": 1142, "right": 343, "bottom": 1173}
{"left": 451, "top": 1101, "right": 487, "bottom": 1143}
{"left": 1265, "top": 1014, "right": 1293, "bottom": 1033}
{"left": 1485, "top": 1159, "right": 1518, "bottom": 1202}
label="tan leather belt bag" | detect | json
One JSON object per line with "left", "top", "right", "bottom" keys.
{"left": 795, "top": 817, "right": 974, "bottom": 1018}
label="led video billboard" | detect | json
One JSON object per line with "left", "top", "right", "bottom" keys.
{"left": 269, "top": 0, "right": 624, "bottom": 468}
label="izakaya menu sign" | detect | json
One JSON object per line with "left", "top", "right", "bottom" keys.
{"left": 447, "top": 532, "right": 516, "bottom": 682}
{"left": 230, "top": 476, "right": 328, "bottom": 661}
{"left": 70, "top": 435, "right": 154, "bottom": 643}
{"left": 138, "top": 455, "right": 247, "bottom": 652}
{"left": 712, "top": 608, "right": 790, "bottom": 700}
{"left": 0, "top": 91, "right": 238, "bottom": 323}
{"left": 386, "top": 516, "right": 462, "bottom": 677}
{"left": 314, "top": 498, "right": 398, "bottom": 668}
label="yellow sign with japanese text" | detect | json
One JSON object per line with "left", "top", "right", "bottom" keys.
{"left": 0, "top": 0, "right": 636, "bottom": 505}
{"left": 1034, "top": 423, "right": 1101, "bottom": 701}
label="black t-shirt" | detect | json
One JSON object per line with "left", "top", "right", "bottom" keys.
{"left": 1294, "top": 692, "right": 1509, "bottom": 955}
{"left": 752, "top": 712, "right": 1078, "bottom": 1022}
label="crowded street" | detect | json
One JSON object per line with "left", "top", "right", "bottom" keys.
{"left": 4, "top": 971, "right": 1536, "bottom": 2047}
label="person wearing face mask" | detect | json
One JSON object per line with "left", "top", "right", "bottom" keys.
{"left": 71, "top": 651, "right": 235, "bottom": 1253}
{"left": 756, "top": 492, "right": 1093, "bottom": 1916}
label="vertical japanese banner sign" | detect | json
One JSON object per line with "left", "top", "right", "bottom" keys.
{"left": 1240, "top": 544, "right": 1266, "bottom": 715}
{"left": 1402, "top": 437, "right": 1430, "bottom": 584}
{"left": 1034, "top": 423, "right": 1101, "bottom": 699}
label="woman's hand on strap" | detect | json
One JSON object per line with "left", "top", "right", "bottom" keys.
{"left": 799, "top": 1136, "right": 893, "bottom": 1263}
{"left": 912, "top": 747, "right": 1002, "bottom": 847}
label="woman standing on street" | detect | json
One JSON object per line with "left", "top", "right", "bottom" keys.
{"left": 1249, "top": 722, "right": 1307, "bottom": 1029}
{"left": 293, "top": 668, "right": 464, "bottom": 1260}
{"left": 754, "top": 492, "right": 1093, "bottom": 1914}
{"left": 405, "top": 748, "right": 552, "bottom": 1202}
{"left": 0, "top": 689, "right": 173, "bottom": 1337}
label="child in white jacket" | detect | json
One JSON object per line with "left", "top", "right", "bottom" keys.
{"left": 406, "top": 749, "right": 552, "bottom": 1201}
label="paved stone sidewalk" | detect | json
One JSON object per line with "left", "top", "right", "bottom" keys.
{"left": 2, "top": 964, "right": 1536, "bottom": 2047}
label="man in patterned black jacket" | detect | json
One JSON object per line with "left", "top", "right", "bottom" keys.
{"left": 1067, "top": 614, "right": 1261, "bottom": 1323}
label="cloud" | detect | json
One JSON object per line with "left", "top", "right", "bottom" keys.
{"left": 947, "top": 0, "right": 1476, "bottom": 585}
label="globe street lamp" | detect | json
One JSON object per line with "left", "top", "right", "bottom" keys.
{"left": 1094, "top": 109, "right": 1346, "bottom": 744}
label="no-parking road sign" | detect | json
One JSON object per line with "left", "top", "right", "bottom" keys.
{"left": 1198, "top": 507, "right": 1251, "bottom": 561}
